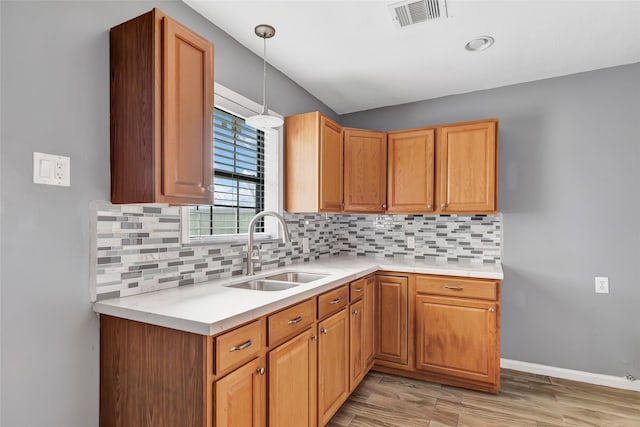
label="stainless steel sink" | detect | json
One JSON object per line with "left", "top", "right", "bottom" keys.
{"left": 225, "top": 271, "right": 329, "bottom": 292}
{"left": 264, "top": 272, "right": 329, "bottom": 283}
{"left": 226, "top": 279, "right": 299, "bottom": 292}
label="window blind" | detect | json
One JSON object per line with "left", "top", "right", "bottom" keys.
{"left": 189, "top": 108, "right": 265, "bottom": 237}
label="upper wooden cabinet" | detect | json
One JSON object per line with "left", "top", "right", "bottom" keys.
{"left": 285, "top": 112, "right": 343, "bottom": 212}
{"left": 284, "top": 113, "right": 497, "bottom": 214}
{"left": 343, "top": 129, "right": 387, "bottom": 213}
{"left": 437, "top": 120, "right": 498, "bottom": 213}
{"left": 387, "top": 128, "right": 435, "bottom": 213}
{"left": 110, "top": 9, "right": 214, "bottom": 205}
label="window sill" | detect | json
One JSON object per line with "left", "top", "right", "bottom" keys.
{"left": 182, "top": 234, "right": 279, "bottom": 248}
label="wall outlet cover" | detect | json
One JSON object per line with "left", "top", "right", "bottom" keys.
{"left": 595, "top": 276, "right": 609, "bottom": 294}
{"left": 406, "top": 235, "right": 415, "bottom": 249}
{"left": 33, "top": 152, "right": 70, "bottom": 187}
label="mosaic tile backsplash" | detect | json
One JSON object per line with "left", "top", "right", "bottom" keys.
{"left": 91, "top": 202, "right": 501, "bottom": 301}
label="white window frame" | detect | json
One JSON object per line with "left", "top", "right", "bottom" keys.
{"left": 180, "top": 82, "right": 284, "bottom": 245}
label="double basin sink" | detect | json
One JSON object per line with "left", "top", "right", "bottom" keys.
{"left": 226, "top": 271, "right": 329, "bottom": 292}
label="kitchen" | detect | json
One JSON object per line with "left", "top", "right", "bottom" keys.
{"left": 1, "top": 1, "right": 639, "bottom": 426}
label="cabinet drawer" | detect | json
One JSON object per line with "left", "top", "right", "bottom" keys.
{"left": 318, "top": 285, "right": 348, "bottom": 319}
{"left": 268, "top": 298, "right": 316, "bottom": 346}
{"left": 215, "top": 319, "right": 265, "bottom": 375}
{"left": 416, "top": 276, "right": 498, "bottom": 300}
{"left": 350, "top": 279, "right": 366, "bottom": 302}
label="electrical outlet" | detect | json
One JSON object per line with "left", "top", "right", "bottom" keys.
{"left": 302, "top": 237, "right": 310, "bottom": 254}
{"left": 33, "top": 152, "right": 70, "bottom": 187}
{"left": 406, "top": 235, "right": 415, "bottom": 249}
{"left": 595, "top": 277, "right": 609, "bottom": 294}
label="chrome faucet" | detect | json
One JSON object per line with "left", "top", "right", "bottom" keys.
{"left": 246, "top": 211, "right": 291, "bottom": 275}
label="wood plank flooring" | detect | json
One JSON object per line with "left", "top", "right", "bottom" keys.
{"left": 327, "top": 369, "right": 640, "bottom": 427}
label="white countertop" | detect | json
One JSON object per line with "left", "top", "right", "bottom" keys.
{"left": 93, "top": 255, "right": 503, "bottom": 336}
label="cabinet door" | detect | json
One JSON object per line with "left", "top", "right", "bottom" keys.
{"left": 268, "top": 329, "right": 317, "bottom": 427}
{"left": 437, "top": 121, "right": 497, "bottom": 213}
{"left": 162, "top": 15, "right": 214, "bottom": 204}
{"left": 214, "top": 356, "right": 266, "bottom": 427}
{"left": 319, "top": 116, "right": 343, "bottom": 212}
{"left": 349, "top": 299, "right": 365, "bottom": 392}
{"left": 318, "top": 309, "right": 349, "bottom": 426}
{"left": 375, "top": 275, "right": 408, "bottom": 365}
{"left": 343, "top": 129, "right": 387, "bottom": 213}
{"left": 363, "top": 276, "right": 376, "bottom": 367}
{"left": 387, "top": 129, "right": 435, "bottom": 213}
{"left": 416, "top": 295, "right": 498, "bottom": 384}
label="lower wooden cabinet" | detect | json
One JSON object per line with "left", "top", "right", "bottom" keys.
{"left": 214, "top": 356, "right": 266, "bottom": 427}
{"left": 349, "top": 299, "right": 365, "bottom": 392}
{"left": 318, "top": 309, "right": 350, "bottom": 426}
{"left": 99, "top": 273, "right": 501, "bottom": 427}
{"left": 413, "top": 275, "right": 501, "bottom": 393}
{"left": 268, "top": 328, "right": 317, "bottom": 427}
{"left": 415, "top": 296, "right": 498, "bottom": 384}
{"left": 375, "top": 275, "right": 408, "bottom": 365}
{"left": 363, "top": 275, "right": 376, "bottom": 367}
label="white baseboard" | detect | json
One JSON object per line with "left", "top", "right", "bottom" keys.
{"left": 501, "top": 358, "right": 640, "bottom": 392}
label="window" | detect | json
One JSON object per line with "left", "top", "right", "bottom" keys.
{"left": 182, "top": 83, "right": 281, "bottom": 243}
{"left": 188, "top": 109, "right": 265, "bottom": 236}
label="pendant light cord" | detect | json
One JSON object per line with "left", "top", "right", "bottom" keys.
{"left": 262, "top": 36, "right": 268, "bottom": 115}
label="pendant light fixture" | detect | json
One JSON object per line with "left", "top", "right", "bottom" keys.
{"left": 245, "top": 24, "right": 284, "bottom": 129}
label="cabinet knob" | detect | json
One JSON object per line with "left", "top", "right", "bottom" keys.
{"left": 352, "top": 309, "right": 358, "bottom": 315}
{"left": 256, "top": 367, "right": 266, "bottom": 375}
{"left": 311, "top": 335, "right": 318, "bottom": 341}
{"left": 321, "top": 328, "right": 328, "bottom": 335}
{"left": 382, "top": 203, "right": 387, "bottom": 209}
{"left": 441, "top": 203, "right": 446, "bottom": 209}
{"left": 427, "top": 204, "right": 432, "bottom": 209}
{"left": 489, "top": 308, "right": 495, "bottom": 313}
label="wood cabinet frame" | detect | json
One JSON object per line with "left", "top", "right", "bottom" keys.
{"left": 99, "top": 272, "right": 501, "bottom": 426}
{"left": 110, "top": 8, "right": 213, "bottom": 205}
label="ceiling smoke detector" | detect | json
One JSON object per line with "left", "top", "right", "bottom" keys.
{"left": 389, "top": 0, "right": 448, "bottom": 29}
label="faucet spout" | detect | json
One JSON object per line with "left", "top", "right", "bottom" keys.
{"left": 246, "top": 211, "right": 291, "bottom": 275}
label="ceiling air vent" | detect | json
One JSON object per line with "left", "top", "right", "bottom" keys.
{"left": 389, "top": 0, "right": 448, "bottom": 29}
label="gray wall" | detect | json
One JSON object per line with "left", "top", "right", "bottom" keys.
{"left": 0, "top": 1, "right": 336, "bottom": 426}
{"left": 342, "top": 62, "right": 640, "bottom": 378}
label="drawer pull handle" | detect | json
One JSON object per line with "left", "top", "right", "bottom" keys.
{"left": 329, "top": 298, "right": 341, "bottom": 305}
{"left": 444, "top": 285, "right": 464, "bottom": 291}
{"left": 288, "top": 316, "right": 303, "bottom": 325}
{"left": 321, "top": 328, "right": 328, "bottom": 335}
{"left": 353, "top": 288, "right": 363, "bottom": 292}
{"left": 229, "top": 339, "right": 253, "bottom": 352}
{"left": 256, "top": 367, "right": 265, "bottom": 375}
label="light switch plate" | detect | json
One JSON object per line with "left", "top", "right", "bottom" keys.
{"left": 302, "top": 237, "right": 310, "bottom": 254}
{"left": 33, "top": 152, "right": 70, "bottom": 187}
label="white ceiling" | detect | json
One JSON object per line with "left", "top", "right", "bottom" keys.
{"left": 184, "top": 0, "right": 640, "bottom": 114}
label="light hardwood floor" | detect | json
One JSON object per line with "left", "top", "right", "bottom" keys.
{"left": 327, "top": 369, "right": 640, "bottom": 426}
